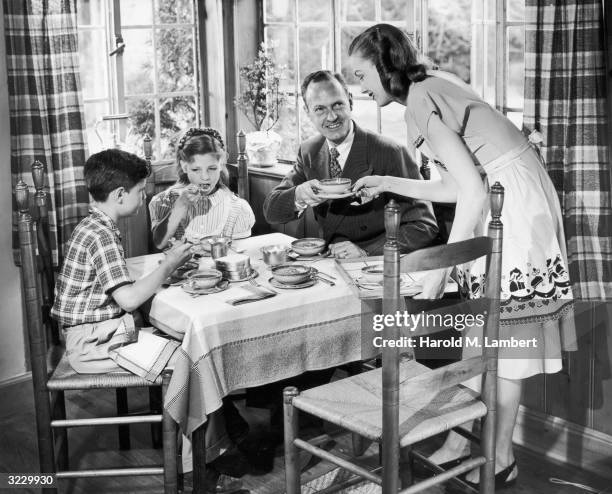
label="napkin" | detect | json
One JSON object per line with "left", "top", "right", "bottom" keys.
{"left": 227, "top": 290, "right": 277, "bottom": 305}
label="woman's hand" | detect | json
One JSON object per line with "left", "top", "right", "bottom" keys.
{"left": 413, "top": 268, "right": 451, "bottom": 300}
{"left": 353, "top": 175, "right": 388, "bottom": 198}
{"left": 170, "top": 186, "right": 200, "bottom": 220}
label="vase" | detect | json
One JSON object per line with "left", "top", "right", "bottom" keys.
{"left": 245, "top": 130, "right": 281, "bottom": 167}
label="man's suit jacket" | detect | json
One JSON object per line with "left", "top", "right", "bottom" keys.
{"left": 263, "top": 123, "right": 438, "bottom": 255}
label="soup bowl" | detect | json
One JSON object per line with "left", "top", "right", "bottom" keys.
{"left": 361, "top": 265, "right": 384, "bottom": 284}
{"left": 187, "top": 269, "right": 223, "bottom": 289}
{"left": 291, "top": 237, "right": 326, "bottom": 257}
{"left": 271, "top": 264, "right": 312, "bottom": 285}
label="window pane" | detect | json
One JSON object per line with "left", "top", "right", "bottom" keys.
{"left": 299, "top": 101, "right": 318, "bottom": 142}
{"left": 483, "top": 24, "right": 496, "bottom": 105}
{"left": 507, "top": 26, "right": 524, "bottom": 109}
{"left": 507, "top": 0, "right": 525, "bottom": 22}
{"left": 352, "top": 100, "right": 378, "bottom": 134}
{"left": 471, "top": 26, "right": 484, "bottom": 97}
{"left": 340, "top": 25, "right": 365, "bottom": 85}
{"left": 381, "top": 102, "right": 407, "bottom": 146}
{"left": 428, "top": 0, "right": 471, "bottom": 83}
{"left": 121, "top": 0, "right": 153, "bottom": 25}
{"left": 276, "top": 97, "right": 299, "bottom": 159}
{"left": 339, "top": 0, "right": 375, "bottom": 22}
{"left": 84, "top": 101, "right": 111, "bottom": 153}
{"left": 159, "top": 96, "right": 197, "bottom": 158}
{"left": 157, "top": 27, "right": 195, "bottom": 92}
{"left": 265, "top": 0, "right": 294, "bottom": 22}
{"left": 382, "top": 0, "right": 408, "bottom": 21}
{"left": 78, "top": 0, "right": 105, "bottom": 26}
{"left": 484, "top": 0, "right": 496, "bottom": 21}
{"left": 298, "top": 0, "right": 330, "bottom": 22}
{"left": 298, "top": 27, "right": 332, "bottom": 82}
{"left": 123, "top": 29, "right": 154, "bottom": 95}
{"left": 126, "top": 97, "right": 155, "bottom": 145}
{"left": 155, "top": 0, "right": 193, "bottom": 24}
{"left": 79, "top": 30, "right": 108, "bottom": 99}
{"left": 265, "top": 26, "right": 296, "bottom": 83}
{"left": 506, "top": 111, "right": 523, "bottom": 129}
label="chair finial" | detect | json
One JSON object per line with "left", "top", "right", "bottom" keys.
{"left": 143, "top": 134, "right": 152, "bottom": 159}
{"left": 490, "top": 182, "right": 504, "bottom": 227}
{"left": 237, "top": 130, "right": 247, "bottom": 154}
{"left": 31, "top": 160, "right": 45, "bottom": 191}
{"left": 15, "top": 180, "right": 30, "bottom": 215}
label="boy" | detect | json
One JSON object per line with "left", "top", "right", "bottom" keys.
{"left": 51, "top": 148, "right": 192, "bottom": 376}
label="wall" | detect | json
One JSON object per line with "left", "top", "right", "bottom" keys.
{"left": 0, "top": 0, "right": 27, "bottom": 383}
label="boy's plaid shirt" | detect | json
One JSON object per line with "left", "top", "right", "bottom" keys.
{"left": 51, "top": 207, "right": 134, "bottom": 327}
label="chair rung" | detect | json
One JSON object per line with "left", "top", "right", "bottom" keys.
{"left": 294, "top": 438, "right": 382, "bottom": 485}
{"left": 56, "top": 467, "right": 164, "bottom": 478}
{"left": 51, "top": 414, "right": 162, "bottom": 428}
{"left": 399, "top": 457, "right": 486, "bottom": 494}
{"left": 452, "top": 425, "right": 480, "bottom": 444}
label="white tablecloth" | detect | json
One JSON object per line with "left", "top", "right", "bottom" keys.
{"left": 128, "top": 233, "right": 364, "bottom": 435}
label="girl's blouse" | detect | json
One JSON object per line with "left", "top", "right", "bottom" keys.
{"left": 405, "top": 71, "right": 525, "bottom": 167}
{"left": 149, "top": 184, "right": 255, "bottom": 241}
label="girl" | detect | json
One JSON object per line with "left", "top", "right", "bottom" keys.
{"left": 349, "top": 24, "right": 575, "bottom": 488}
{"left": 149, "top": 127, "right": 255, "bottom": 250}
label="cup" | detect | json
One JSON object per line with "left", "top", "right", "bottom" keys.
{"left": 211, "top": 240, "right": 229, "bottom": 259}
{"left": 261, "top": 245, "right": 289, "bottom": 266}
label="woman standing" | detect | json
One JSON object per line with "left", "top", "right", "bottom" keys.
{"left": 349, "top": 24, "right": 575, "bottom": 488}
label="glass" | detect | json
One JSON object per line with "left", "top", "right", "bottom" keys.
{"left": 84, "top": 101, "right": 111, "bottom": 153}
{"left": 159, "top": 96, "right": 197, "bottom": 158}
{"left": 381, "top": 102, "right": 407, "bottom": 146}
{"left": 428, "top": 0, "right": 471, "bottom": 83}
{"left": 265, "top": 26, "right": 296, "bottom": 82}
{"left": 78, "top": 29, "right": 109, "bottom": 99}
{"left": 507, "top": 0, "right": 525, "bottom": 21}
{"left": 506, "top": 26, "right": 525, "bottom": 109}
{"left": 506, "top": 111, "right": 523, "bottom": 129}
{"left": 351, "top": 100, "right": 378, "bottom": 134}
{"left": 382, "top": 0, "right": 408, "bottom": 21}
{"left": 298, "top": 0, "right": 330, "bottom": 22}
{"left": 275, "top": 96, "right": 298, "bottom": 160}
{"left": 483, "top": 24, "right": 496, "bottom": 105}
{"left": 340, "top": 25, "right": 366, "bottom": 85}
{"left": 123, "top": 29, "right": 154, "bottom": 95}
{"left": 78, "top": 0, "right": 105, "bottom": 26}
{"left": 121, "top": 0, "right": 153, "bottom": 26}
{"left": 156, "top": 27, "right": 195, "bottom": 92}
{"left": 298, "top": 27, "right": 332, "bottom": 82}
{"left": 339, "top": 0, "right": 375, "bottom": 22}
{"left": 155, "top": 0, "right": 193, "bottom": 24}
{"left": 471, "top": 26, "right": 484, "bottom": 97}
{"left": 126, "top": 97, "right": 155, "bottom": 142}
{"left": 265, "top": 0, "right": 294, "bottom": 22}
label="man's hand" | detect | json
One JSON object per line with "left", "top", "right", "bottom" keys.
{"left": 295, "top": 180, "right": 327, "bottom": 208}
{"left": 163, "top": 239, "right": 193, "bottom": 271}
{"left": 329, "top": 240, "right": 367, "bottom": 259}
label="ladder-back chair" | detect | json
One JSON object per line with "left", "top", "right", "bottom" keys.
{"left": 15, "top": 176, "right": 178, "bottom": 493}
{"left": 283, "top": 183, "right": 504, "bottom": 493}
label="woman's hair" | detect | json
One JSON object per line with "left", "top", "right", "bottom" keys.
{"left": 348, "top": 23, "right": 430, "bottom": 101}
{"left": 176, "top": 127, "right": 229, "bottom": 186}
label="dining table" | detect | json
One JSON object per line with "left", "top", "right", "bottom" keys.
{"left": 127, "top": 232, "right": 377, "bottom": 491}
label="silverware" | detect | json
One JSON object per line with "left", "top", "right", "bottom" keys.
{"left": 313, "top": 274, "right": 335, "bottom": 286}
{"left": 248, "top": 277, "right": 278, "bottom": 294}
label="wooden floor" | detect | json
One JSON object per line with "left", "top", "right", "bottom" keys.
{"left": 1, "top": 377, "right": 610, "bottom": 494}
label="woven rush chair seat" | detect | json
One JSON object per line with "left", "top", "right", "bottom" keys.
{"left": 48, "top": 355, "right": 172, "bottom": 390}
{"left": 293, "top": 359, "right": 487, "bottom": 447}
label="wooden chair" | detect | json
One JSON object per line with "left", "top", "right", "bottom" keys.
{"left": 15, "top": 178, "right": 178, "bottom": 493}
{"left": 283, "top": 183, "right": 505, "bottom": 493}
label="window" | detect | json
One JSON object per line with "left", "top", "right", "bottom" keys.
{"left": 263, "top": 0, "right": 525, "bottom": 160}
{"left": 77, "top": 0, "right": 201, "bottom": 159}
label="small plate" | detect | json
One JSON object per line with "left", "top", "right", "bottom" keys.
{"left": 182, "top": 279, "right": 230, "bottom": 295}
{"left": 315, "top": 191, "right": 355, "bottom": 200}
{"left": 225, "top": 269, "right": 259, "bottom": 283}
{"left": 269, "top": 276, "right": 316, "bottom": 289}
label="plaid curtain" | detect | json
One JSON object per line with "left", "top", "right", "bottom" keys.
{"left": 5, "top": 0, "right": 89, "bottom": 265}
{"left": 523, "top": 0, "right": 612, "bottom": 300}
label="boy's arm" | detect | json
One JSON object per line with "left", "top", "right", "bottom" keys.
{"left": 112, "top": 241, "right": 192, "bottom": 312}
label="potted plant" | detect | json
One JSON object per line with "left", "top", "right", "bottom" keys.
{"left": 234, "top": 42, "right": 286, "bottom": 166}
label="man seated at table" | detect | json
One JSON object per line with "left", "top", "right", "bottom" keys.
{"left": 263, "top": 70, "right": 438, "bottom": 258}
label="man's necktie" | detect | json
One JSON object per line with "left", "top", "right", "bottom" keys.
{"left": 329, "top": 147, "right": 342, "bottom": 178}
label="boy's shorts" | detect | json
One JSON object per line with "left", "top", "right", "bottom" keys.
{"left": 63, "top": 313, "right": 179, "bottom": 381}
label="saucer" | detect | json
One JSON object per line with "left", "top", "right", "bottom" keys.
{"left": 287, "top": 249, "right": 331, "bottom": 261}
{"left": 316, "top": 191, "right": 355, "bottom": 200}
{"left": 269, "top": 276, "right": 316, "bottom": 289}
{"left": 225, "top": 269, "right": 259, "bottom": 283}
{"left": 182, "top": 279, "right": 230, "bottom": 295}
